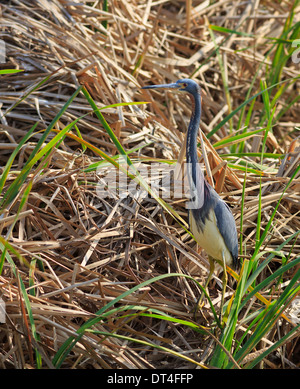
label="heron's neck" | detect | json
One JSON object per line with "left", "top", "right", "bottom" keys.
{"left": 186, "top": 92, "right": 203, "bottom": 189}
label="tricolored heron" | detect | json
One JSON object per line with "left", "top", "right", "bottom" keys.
{"left": 142, "top": 79, "right": 239, "bottom": 320}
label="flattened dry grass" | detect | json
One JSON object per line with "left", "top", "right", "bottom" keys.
{"left": 0, "top": 1, "right": 299, "bottom": 369}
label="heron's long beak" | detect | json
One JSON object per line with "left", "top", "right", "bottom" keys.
{"left": 142, "top": 82, "right": 178, "bottom": 90}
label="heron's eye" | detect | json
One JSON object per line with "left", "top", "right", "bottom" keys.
{"left": 183, "top": 83, "right": 187, "bottom": 87}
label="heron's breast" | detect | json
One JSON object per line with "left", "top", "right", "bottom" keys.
{"left": 189, "top": 209, "right": 233, "bottom": 266}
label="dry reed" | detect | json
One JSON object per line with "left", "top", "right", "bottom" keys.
{"left": 0, "top": 0, "right": 299, "bottom": 369}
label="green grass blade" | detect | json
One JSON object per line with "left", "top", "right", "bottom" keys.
{"left": 254, "top": 177, "right": 262, "bottom": 257}
{"left": 0, "top": 69, "right": 24, "bottom": 74}
{"left": 29, "top": 259, "right": 37, "bottom": 297}
{"left": 247, "top": 322, "right": 300, "bottom": 369}
{"left": 241, "top": 246, "right": 300, "bottom": 310}
{"left": 210, "top": 260, "right": 250, "bottom": 368}
{"left": 4, "top": 180, "right": 33, "bottom": 241}
{"left": 25, "top": 86, "right": 83, "bottom": 166}
{"left": 102, "top": 0, "right": 108, "bottom": 29}
{"left": 226, "top": 163, "right": 264, "bottom": 175}
{"left": 207, "top": 76, "right": 300, "bottom": 138}
{"left": 210, "top": 24, "right": 297, "bottom": 44}
{"left": 88, "top": 330, "right": 207, "bottom": 368}
{"left": 208, "top": 24, "right": 233, "bottom": 133}
{"left": 213, "top": 127, "right": 267, "bottom": 149}
{"left": 239, "top": 168, "right": 247, "bottom": 257}
{"left": 237, "top": 98, "right": 257, "bottom": 153}
{"left": 52, "top": 273, "right": 208, "bottom": 368}
{"left": 0, "top": 238, "right": 41, "bottom": 367}
{"left": 233, "top": 266, "right": 300, "bottom": 368}
{"left": 0, "top": 118, "right": 81, "bottom": 212}
{"left": 0, "top": 121, "right": 38, "bottom": 195}
{"left": 252, "top": 164, "right": 300, "bottom": 260}
{"left": 2, "top": 72, "right": 61, "bottom": 119}
{"left": 221, "top": 152, "right": 284, "bottom": 159}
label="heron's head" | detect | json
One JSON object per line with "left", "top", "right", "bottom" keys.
{"left": 142, "top": 78, "right": 200, "bottom": 96}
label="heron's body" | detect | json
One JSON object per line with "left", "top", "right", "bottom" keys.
{"left": 142, "top": 78, "right": 239, "bottom": 318}
{"left": 189, "top": 202, "right": 237, "bottom": 269}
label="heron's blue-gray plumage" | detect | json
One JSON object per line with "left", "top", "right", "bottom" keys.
{"left": 214, "top": 198, "right": 239, "bottom": 269}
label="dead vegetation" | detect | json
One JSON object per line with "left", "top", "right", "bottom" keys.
{"left": 0, "top": 0, "right": 299, "bottom": 369}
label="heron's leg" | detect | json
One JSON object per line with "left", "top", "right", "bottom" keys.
{"left": 194, "top": 256, "right": 215, "bottom": 318}
{"left": 219, "top": 251, "right": 228, "bottom": 326}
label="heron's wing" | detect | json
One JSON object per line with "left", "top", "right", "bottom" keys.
{"left": 214, "top": 199, "right": 239, "bottom": 268}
